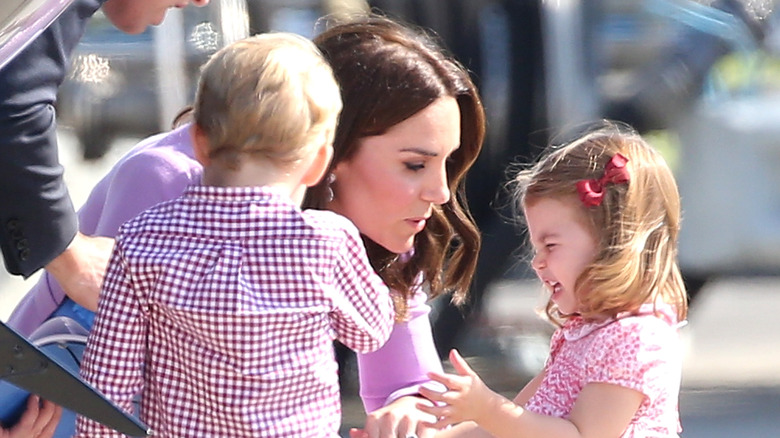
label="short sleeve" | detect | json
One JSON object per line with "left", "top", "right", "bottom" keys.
{"left": 585, "top": 317, "right": 680, "bottom": 400}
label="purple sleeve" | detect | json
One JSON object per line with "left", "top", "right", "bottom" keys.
{"left": 356, "top": 289, "right": 443, "bottom": 412}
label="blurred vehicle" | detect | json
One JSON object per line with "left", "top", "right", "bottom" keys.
{"left": 377, "top": 0, "right": 779, "bottom": 357}
{"left": 56, "top": 0, "right": 327, "bottom": 160}
{"left": 55, "top": 7, "right": 217, "bottom": 160}
{"left": 53, "top": 0, "right": 780, "bottom": 358}
{"left": 549, "top": 0, "right": 778, "bottom": 300}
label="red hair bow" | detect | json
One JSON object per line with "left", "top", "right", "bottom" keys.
{"left": 576, "top": 153, "right": 630, "bottom": 207}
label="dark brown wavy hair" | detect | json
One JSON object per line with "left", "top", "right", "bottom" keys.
{"left": 305, "top": 14, "right": 485, "bottom": 317}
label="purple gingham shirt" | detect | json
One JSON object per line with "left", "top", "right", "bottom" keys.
{"left": 76, "top": 185, "right": 394, "bottom": 437}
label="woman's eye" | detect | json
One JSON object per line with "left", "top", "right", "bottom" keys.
{"left": 404, "top": 162, "right": 425, "bottom": 171}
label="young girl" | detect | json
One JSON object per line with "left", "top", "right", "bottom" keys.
{"left": 417, "top": 121, "right": 688, "bottom": 438}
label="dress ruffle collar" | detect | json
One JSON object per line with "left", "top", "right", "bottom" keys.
{"left": 562, "top": 302, "right": 681, "bottom": 341}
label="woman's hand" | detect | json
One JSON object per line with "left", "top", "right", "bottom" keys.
{"left": 349, "top": 394, "right": 438, "bottom": 438}
{"left": 1, "top": 396, "right": 62, "bottom": 438}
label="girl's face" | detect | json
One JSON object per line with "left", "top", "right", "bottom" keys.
{"left": 102, "top": 0, "right": 209, "bottom": 34}
{"left": 328, "top": 97, "right": 460, "bottom": 254}
{"left": 525, "top": 196, "right": 599, "bottom": 315}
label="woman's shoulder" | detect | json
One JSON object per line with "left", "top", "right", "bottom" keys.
{"left": 118, "top": 125, "right": 197, "bottom": 171}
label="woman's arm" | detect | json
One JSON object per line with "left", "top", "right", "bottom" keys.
{"left": 353, "top": 289, "right": 443, "bottom": 438}
{"left": 356, "top": 290, "right": 443, "bottom": 411}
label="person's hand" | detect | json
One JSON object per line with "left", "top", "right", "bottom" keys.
{"left": 45, "top": 232, "right": 115, "bottom": 311}
{"left": 417, "top": 349, "right": 504, "bottom": 429}
{"left": 0, "top": 395, "right": 62, "bottom": 438}
{"left": 349, "top": 394, "right": 438, "bottom": 438}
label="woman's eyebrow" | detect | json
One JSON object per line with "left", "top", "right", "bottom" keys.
{"left": 400, "top": 147, "right": 438, "bottom": 157}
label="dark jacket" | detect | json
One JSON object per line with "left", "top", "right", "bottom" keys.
{"left": 0, "top": 0, "right": 106, "bottom": 277}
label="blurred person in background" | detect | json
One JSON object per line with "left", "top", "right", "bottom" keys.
{"left": 7, "top": 13, "right": 486, "bottom": 438}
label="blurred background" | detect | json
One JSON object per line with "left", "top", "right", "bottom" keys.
{"left": 2, "top": 0, "right": 780, "bottom": 436}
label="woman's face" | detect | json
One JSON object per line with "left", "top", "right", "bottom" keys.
{"left": 329, "top": 97, "right": 460, "bottom": 254}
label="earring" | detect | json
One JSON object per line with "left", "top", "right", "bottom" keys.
{"left": 325, "top": 173, "right": 336, "bottom": 203}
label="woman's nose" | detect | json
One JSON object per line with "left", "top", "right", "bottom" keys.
{"left": 422, "top": 168, "right": 450, "bottom": 205}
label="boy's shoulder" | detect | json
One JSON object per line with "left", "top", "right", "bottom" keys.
{"left": 300, "top": 209, "right": 361, "bottom": 239}
{"left": 115, "top": 195, "right": 188, "bottom": 237}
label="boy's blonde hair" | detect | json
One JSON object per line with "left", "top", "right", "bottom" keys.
{"left": 514, "top": 121, "right": 688, "bottom": 325}
{"left": 193, "top": 33, "right": 342, "bottom": 169}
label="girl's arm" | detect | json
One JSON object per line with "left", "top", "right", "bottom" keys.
{"left": 429, "top": 369, "right": 546, "bottom": 438}
{"left": 512, "top": 371, "right": 544, "bottom": 406}
{"left": 420, "top": 349, "right": 644, "bottom": 438}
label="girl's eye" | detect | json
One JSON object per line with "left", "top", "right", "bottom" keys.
{"left": 404, "top": 162, "right": 425, "bottom": 171}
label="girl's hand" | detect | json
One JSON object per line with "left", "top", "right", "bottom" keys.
{"left": 417, "top": 349, "right": 503, "bottom": 429}
{"left": 1, "top": 396, "right": 62, "bottom": 438}
{"left": 349, "top": 394, "right": 438, "bottom": 438}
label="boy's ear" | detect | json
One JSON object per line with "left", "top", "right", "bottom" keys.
{"left": 302, "top": 139, "right": 334, "bottom": 187}
{"left": 190, "top": 123, "right": 211, "bottom": 166}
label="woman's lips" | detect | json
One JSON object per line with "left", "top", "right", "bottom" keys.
{"left": 406, "top": 218, "right": 428, "bottom": 232}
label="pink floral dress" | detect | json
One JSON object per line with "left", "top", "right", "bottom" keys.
{"left": 525, "top": 303, "right": 684, "bottom": 437}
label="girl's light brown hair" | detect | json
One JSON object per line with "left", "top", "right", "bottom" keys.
{"left": 513, "top": 121, "right": 688, "bottom": 325}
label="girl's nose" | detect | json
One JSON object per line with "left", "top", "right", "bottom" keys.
{"left": 531, "top": 252, "right": 546, "bottom": 271}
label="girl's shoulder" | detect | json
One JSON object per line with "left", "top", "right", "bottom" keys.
{"left": 559, "top": 302, "right": 682, "bottom": 346}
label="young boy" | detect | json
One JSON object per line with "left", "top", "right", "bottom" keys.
{"left": 75, "top": 33, "right": 395, "bottom": 437}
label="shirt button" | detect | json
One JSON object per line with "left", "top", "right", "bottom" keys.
{"left": 16, "top": 239, "right": 28, "bottom": 250}
{"left": 19, "top": 248, "right": 30, "bottom": 261}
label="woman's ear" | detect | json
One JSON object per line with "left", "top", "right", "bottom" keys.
{"left": 190, "top": 123, "right": 211, "bottom": 166}
{"left": 302, "top": 139, "right": 334, "bottom": 187}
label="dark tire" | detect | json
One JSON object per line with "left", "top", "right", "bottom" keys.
{"left": 78, "top": 128, "right": 114, "bottom": 161}
{"left": 682, "top": 273, "right": 708, "bottom": 307}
